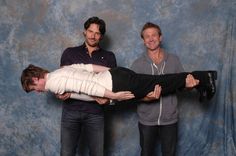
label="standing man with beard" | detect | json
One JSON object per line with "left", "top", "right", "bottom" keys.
{"left": 57, "top": 17, "right": 117, "bottom": 156}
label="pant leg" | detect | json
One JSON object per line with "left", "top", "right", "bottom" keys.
{"left": 110, "top": 67, "right": 188, "bottom": 99}
{"left": 110, "top": 67, "right": 212, "bottom": 100}
{"left": 60, "top": 109, "right": 82, "bottom": 156}
{"left": 110, "top": 67, "right": 135, "bottom": 92}
{"left": 131, "top": 73, "right": 188, "bottom": 98}
{"left": 159, "top": 123, "right": 178, "bottom": 156}
{"left": 139, "top": 122, "right": 159, "bottom": 156}
{"left": 84, "top": 113, "right": 104, "bottom": 156}
{"left": 60, "top": 109, "right": 104, "bottom": 156}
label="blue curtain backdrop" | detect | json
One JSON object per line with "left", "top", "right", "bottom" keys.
{"left": 0, "top": 0, "right": 235, "bottom": 155}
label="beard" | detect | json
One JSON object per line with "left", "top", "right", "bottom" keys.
{"left": 85, "top": 38, "right": 99, "bottom": 47}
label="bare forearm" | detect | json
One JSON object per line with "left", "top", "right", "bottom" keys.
{"left": 103, "top": 89, "right": 135, "bottom": 101}
{"left": 103, "top": 89, "right": 117, "bottom": 100}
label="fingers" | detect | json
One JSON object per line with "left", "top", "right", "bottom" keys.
{"left": 95, "top": 97, "right": 109, "bottom": 105}
{"left": 144, "top": 85, "right": 162, "bottom": 101}
{"left": 186, "top": 74, "right": 199, "bottom": 88}
{"left": 56, "top": 93, "right": 71, "bottom": 100}
{"left": 123, "top": 91, "right": 135, "bottom": 99}
{"left": 153, "top": 85, "right": 162, "bottom": 99}
{"left": 117, "top": 91, "right": 135, "bottom": 101}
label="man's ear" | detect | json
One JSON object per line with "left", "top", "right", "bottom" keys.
{"left": 32, "top": 77, "right": 38, "bottom": 83}
{"left": 100, "top": 35, "right": 103, "bottom": 40}
{"left": 160, "top": 35, "right": 163, "bottom": 42}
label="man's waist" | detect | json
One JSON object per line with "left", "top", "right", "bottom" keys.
{"left": 63, "top": 100, "right": 103, "bottom": 114}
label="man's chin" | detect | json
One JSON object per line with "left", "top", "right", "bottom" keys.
{"left": 86, "top": 41, "right": 98, "bottom": 47}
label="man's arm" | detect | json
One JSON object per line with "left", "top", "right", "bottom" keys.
{"left": 103, "top": 89, "right": 135, "bottom": 101}
{"left": 68, "top": 63, "right": 110, "bottom": 73}
{"left": 56, "top": 90, "right": 135, "bottom": 103}
{"left": 56, "top": 93, "right": 94, "bottom": 101}
{"left": 55, "top": 93, "right": 71, "bottom": 101}
{"left": 56, "top": 92, "right": 110, "bottom": 105}
{"left": 68, "top": 93, "right": 111, "bottom": 104}
{"left": 70, "top": 93, "right": 95, "bottom": 101}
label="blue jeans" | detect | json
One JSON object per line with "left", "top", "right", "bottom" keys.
{"left": 139, "top": 122, "right": 177, "bottom": 156}
{"left": 60, "top": 109, "right": 104, "bottom": 156}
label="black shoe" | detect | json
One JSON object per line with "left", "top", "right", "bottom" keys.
{"left": 194, "top": 70, "right": 217, "bottom": 102}
{"left": 206, "top": 71, "right": 217, "bottom": 100}
{"left": 198, "top": 86, "right": 207, "bottom": 102}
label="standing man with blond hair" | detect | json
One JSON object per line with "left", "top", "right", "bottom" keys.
{"left": 131, "top": 22, "right": 196, "bottom": 156}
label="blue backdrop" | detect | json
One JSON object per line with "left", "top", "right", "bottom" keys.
{"left": 0, "top": 0, "right": 235, "bottom": 155}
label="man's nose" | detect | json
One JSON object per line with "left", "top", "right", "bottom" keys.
{"left": 91, "top": 33, "right": 96, "bottom": 38}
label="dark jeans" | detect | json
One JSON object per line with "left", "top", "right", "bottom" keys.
{"left": 60, "top": 109, "right": 104, "bottom": 156}
{"left": 139, "top": 122, "right": 177, "bottom": 156}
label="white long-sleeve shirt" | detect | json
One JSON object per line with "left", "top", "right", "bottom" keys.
{"left": 45, "top": 64, "right": 112, "bottom": 101}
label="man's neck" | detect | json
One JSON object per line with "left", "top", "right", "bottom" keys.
{"left": 147, "top": 48, "right": 164, "bottom": 64}
{"left": 44, "top": 73, "right": 48, "bottom": 80}
{"left": 85, "top": 43, "right": 99, "bottom": 56}
{"left": 42, "top": 73, "right": 48, "bottom": 92}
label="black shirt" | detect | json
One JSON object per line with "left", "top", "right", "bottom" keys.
{"left": 60, "top": 43, "right": 117, "bottom": 114}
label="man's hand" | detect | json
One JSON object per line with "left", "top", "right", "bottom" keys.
{"left": 93, "top": 97, "right": 110, "bottom": 105}
{"left": 55, "top": 93, "right": 71, "bottom": 100}
{"left": 185, "top": 74, "right": 199, "bottom": 88}
{"left": 114, "top": 91, "right": 135, "bottom": 101}
{"left": 142, "top": 85, "right": 162, "bottom": 101}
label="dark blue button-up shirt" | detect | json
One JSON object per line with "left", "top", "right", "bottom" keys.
{"left": 60, "top": 43, "right": 117, "bottom": 114}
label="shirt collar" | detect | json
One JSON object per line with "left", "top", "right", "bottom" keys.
{"left": 82, "top": 42, "right": 101, "bottom": 53}
{"left": 143, "top": 48, "right": 168, "bottom": 64}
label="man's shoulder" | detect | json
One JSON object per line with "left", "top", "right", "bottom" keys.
{"left": 165, "top": 52, "right": 181, "bottom": 62}
{"left": 61, "top": 45, "right": 85, "bottom": 60}
{"left": 99, "top": 48, "right": 115, "bottom": 55}
{"left": 132, "top": 54, "right": 148, "bottom": 65}
{"left": 164, "top": 52, "right": 184, "bottom": 72}
{"left": 132, "top": 57, "right": 146, "bottom": 66}
{"left": 166, "top": 52, "right": 179, "bottom": 58}
{"left": 60, "top": 45, "right": 86, "bottom": 66}
{"left": 131, "top": 55, "right": 150, "bottom": 71}
{"left": 63, "top": 45, "right": 83, "bottom": 53}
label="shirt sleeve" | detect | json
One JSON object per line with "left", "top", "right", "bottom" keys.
{"left": 70, "top": 93, "right": 95, "bottom": 101}
{"left": 46, "top": 76, "right": 106, "bottom": 97}
{"left": 68, "top": 64, "right": 93, "bottom": 72}
{"left": 60, "top": 48, "right": 72, "bottom": 66}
